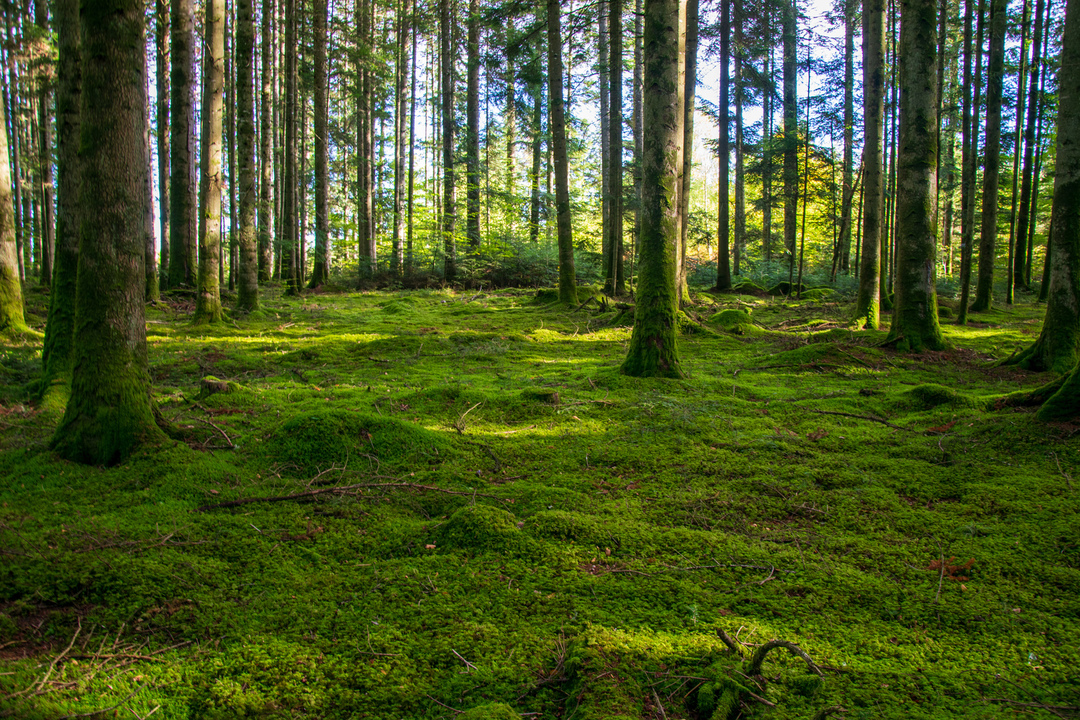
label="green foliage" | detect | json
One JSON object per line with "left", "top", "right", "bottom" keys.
{"left": 0, "top": 286, "right": 1075, "bottom": 719}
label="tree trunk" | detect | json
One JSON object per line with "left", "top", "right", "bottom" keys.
{"left": 633, "top": 0, "right": 643, "bottom": 275}
{"left": 169, "top": 0, "right": 197, "bottom": 288}
{"left": 258, "top": 0, "right": 274, "bottom": 282}
{"left": 308, "top": 0, "right": 330, "bottom": 287}
{"left": 840, "top": 0, "right": 855, "bottom": 272}
{"left": 599, "top": 0, "right": 611, "bottom": 288}
{"left": 1005, "top": 0, "right": 1031, "bottom": 303}
{"left": 970, "top": 0, "right": 1007, "bottom": 312}
{"left": 41, "top": 0, "right": 79, "bottom": 389}
{"left": 762, "top": 40, "right": 772, "bottom": 261}
{"left": 1008, "top": 0, "right": 1080, "bottom": 374}
{"left": 466, "top": 0, "right": 481, "bottom": 257}
{"left": 52, "top": 0, "right": 163, "bottom": 464}
{"left": 280, "top": 0, "right": 299, "bottom": 292}
{"left": 440, "top": 0, "right": 456, "bottom": 279}
{"left": 609, "top": 0, "right": 625, "bottom": 294}
{"left": 1014, "top": 0, "right": 1045, "bottom": 293}
{"left": 143, "top": 51, "right": 159, "bottom": 302}
{"left": 547, "top": 0, "right": 576, "bottom": 304}
{"left": 676, "top": 0, "right": 695, "bottom": 302}
{"left": 195, "top": 0, "right": 226, "bottom": 322}
{"left": 733, "top": 0, "right": 744, "bottom": 278}
{"left": 0, "top": 88, "right": 24, "bottom": 333}
{"left": 34, "top": 0, "right": 54, "bottom": 287}
{"left": 406, "top": 12, "right": 417, "bottom": 275}
{"left": 391, "top": 0, "right": 410, "bottom": 277}
{"left": 716, "top": 0, "right": 731, "bottom": 291}
{"left": 622, "top": 0, "right": 683, "bottom": 378}
{"left": 888, "top": 0, "right": 945, "bottom": 351}
{"left": 155, "top": 0, "right": 170, "bottom": 288}
{"left": 782, "top": 0, "right": 798, "bottom": 270}
{"left": 855, "top": 0, "right": 886, "bottom": 328}
{"left": 504, "top": 20, "right": 516, "bottom": 240}
{"left": 958, "top": 0, "right": 986, "bottom": 323}
{"left": 236, "top": 0, "right": 259, "bottom": 309}
{"left": 530, "top": 83, "right": 542, "bottom": 245}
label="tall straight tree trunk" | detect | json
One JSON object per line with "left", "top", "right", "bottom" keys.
{"left": 599, "top": 0, "right": 611, "bottom": 281}
{"left": 310, "top": 0, "right": 330, "bottom": 287}
{"left": 530, "top": 84, "right": 542, "bottom": 245}
{"left": 0, "top": 92, "right": 24, "bottom": 332}
{"left": 675, "top": 0, "right": 695, "bottom": 301}
{"left": 195, "top": 0, "right": 226, "bottom": 322}
{"left": 1014, "top": 0, "right": 1046, "bottom": 292}
{"left": 716, "top": 0, "right": 731, "bottom": 290}
{"left": 143, "top": 51, "right": 159, "bottom": 301}
{"left": 782, "top": 0, "right": 798, "bottom": 268}
{"left": 609, "top": 0, "right": 625, "bottom": 294}
{"left": 958, "top": 0, "right": 986, "bottom": 323}
{"left": 856, "top": 0, "right": 886, "bottom": 328}
{"left": 970, "top": 0, "right": 1006, "bottom": 312}
{"left": 840, "top": 0, "right": 855, "bottom": 272}
{"left": 281, "top": 0, "right": 299, "bottom": 292}
{"left": 53, "top": 0, "right": 163, "bottom": 464}
{"left": 548, "top": 0, "right": 576, "bottom": 304}
{"left": 504, "top": 20, "right": 516, "bottom": 240}
{"left": 466, "top": 0, "right": 481, "bottom": 256}
{"left": 889, "top": 0, "right": 944, "bottom": 350}
{"left": 226, "top": 6, "right": 237, "bottom": 292}
{"left": 1005, "top": 0, "right": 1031, "bottom": 303}
{"left": 440, "top": 0, "right": 456, "bottom": 279}
{"left": 169, "top": 0, "right": 197, "bottom": 288}
{"left": 633, "top": 0, "right": 643, "bottom": 269}
{"left": 622, "top": 0, "right": 682, "bottom": 378}
{"left": 258, "top": 0, "right": 274, "bottom": 282}
{"left": 762, "top": 42, "right": 772, "bottom": 260}
{"left": 236, "top": 0, "right": 259, "bottom": 308}
{"left": 41, "top": 0, "right": 79, "bottom": 390}
{"left": 733, "top": 0, "right": 745, "bottom": 277}
{"left": 155, "top": 0, "right": 170, "bottom": 288}
{"left": 391, "top": 0, "right": 410, "bottom": 277}
{"left": 1008, "top": 0, "right": 1080, "bottom": 378}
{"left": 406, "top": 11, "right": 417, "bottom": 275}
{"left": 2, "top": 12, "right": 24, "bottom": 286}
{"left": 34, "top": 0, "right": 54, "bottom": 286}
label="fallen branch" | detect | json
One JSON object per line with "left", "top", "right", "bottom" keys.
{"left": 57, "top": 683, "right": 146, "bottom": 719}
{"left": 1052, "top": 452, "right": 1075, "bottom": 492}
{"left": 805, "top": 408, "right": 913, "bottom": 432}
{"left": 746, "top": 639, "right": 823, "bottom": 677}
{"left": 195, "top": 417, "right": 235, "bottom": 449}
{"left": 195, "top": 482, "right": 506, "bottom": 512}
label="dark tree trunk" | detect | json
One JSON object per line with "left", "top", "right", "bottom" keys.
{"left": 236, "top": 0, "right": 260, "bottom": 308}
{"left": 609, "top": 0, "right": 625, "bottom": 294}
{"left": 958, "top": 0, "right": 986, "bottom": 323}
{"left": 622, "top": 0, "right": 683, "bottom": 378}
{"left": 856, "top": 0, "right": 886, "bottom": 328}
{"left": 466, "top": 0, "right": 481, "bottom": 256}
{"left": 782, "top": 0, "right": 798, "bottom": 269}
{"left": 1014, "top": 0, "right": 1046, "bottom": 292}
{"left": 716, "top": 0, "right": 731, "bottom": 291}
{"left": 52, "top": 0, "right": 163, "bottom": 464}
{"left": 309, "top": 0, "right": 330, "bottom": 287}
{"left": 440, "top": 0, "right": 456, "bottom": 279}
{"left": 34, "top": 0, "right": 54, "bottom": 287}
{"left": 169, "top": 0, "right": 197, "bottom": 288}
{"left": 547, "top": 0, "right": 576, "bottom": 304}
{"left": 258, "top": 0, "right": 274, "bottom": 282}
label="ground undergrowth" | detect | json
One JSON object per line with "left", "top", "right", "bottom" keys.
{"left": 0, "top": 283, "right": 1077, "bottom": 719}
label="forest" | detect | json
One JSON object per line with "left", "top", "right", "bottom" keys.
{"left": 1, "top": 0, "right": 1079, "bottom": 716}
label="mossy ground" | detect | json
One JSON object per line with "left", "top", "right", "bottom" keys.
{"left": 0, "top": 284, "right": 1077, "bottom": 719}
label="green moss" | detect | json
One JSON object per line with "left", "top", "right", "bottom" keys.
{"left": 432, "top": 504, "right": 537, "bottom": 556}
{"left": 905, "top": 383, "right": 972, "bottom": 409}
{"left": 459, "top": 703, "right": 519, "bottom": 720}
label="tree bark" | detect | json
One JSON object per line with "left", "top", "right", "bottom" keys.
{"left": 782, "top": 0, "right": 798, "bottom": 271}
{"left": 609, "top": 0, "right": 625, "bottom": 294}
{"left": 34, "top": 0, "right": 54, "bottom": 287}
{"left": 440, "top": 0, "right": 456, "bottom": 279}
{"left": 547, "top": 0, "right": 576, "bottom": 304}
{"left": 888, "top": 0, "right": 945, "bottom": 351}
{"left": 169, "top": 0, "right": 197, "bottom": 288}
{"left": 195, "top": 0, "right": 226, "bottom": 322}
{"left": 958, "top": 0, "right": 986, "bottom": 323}
{"left": 0, "top": 86, "right": 24, "bottom": 333}
{"left": 391, "top": 0, "right": 410, "bottom": 277}
{"left": 855, "top": 0, "right": 886, "bottom": 328}
{"left": 840, "top": 0, "right": 855, "bottom": 272}
{"left": 52, "top": 0, "right": 163, "bottom": 464}
{"left": 622, "top": 0, "right": 683, "bottom": 378}
{"left": 1014, "top": 0, "right": 1045, "bottom": 293}
{"left": 258, "top": 0, "right": 274, "bottom": 282}
{"left": 970, "top": 0, "right": 1007, "bottom": 312}
{"left": 235, "top": 0, "right": 259, "bottom": 308}
{"left": 466, "top": 0, "right": 481, "bottom": 257}
{"left": 716, "top": 0, "right": 731, "bottom": 291}
{"left": 308, "top": 0, "right": 330, "bottom": 287}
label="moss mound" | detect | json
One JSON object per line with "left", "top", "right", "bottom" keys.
{"left": 709, "top": 309, "right": 752, "bottom": 329}
{"left": 459, "top": 703, "right": 519, "bottom": 720}
{"left": 432, "top": 504, "right": 537, "bottom": 556}
{"left": 906, "top": 383, "right": 972, "bottom": 409}
{"left": 272, "top": 411, "right": 448, "bottom": 474}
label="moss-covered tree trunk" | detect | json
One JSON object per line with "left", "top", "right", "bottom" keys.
{"left": 888, "top": 0, "right": 945, "bottom": 351}
{"left": 1007, "top": 0, "right": 1080, "bottom": 374}
{"left": 169, "top": 0, "right": 197, "bottom": 289}
{"left": 235, "top": 0, "right": 259, "bottom": 309}
{"left": 548, "top": 0, "right": 577, "bottom": 305}
{"left": 308, "top": 0, "right": 329, "bottom": 288}
{"left": 52, "top": 0, "right": 163, "bottom": 464}
{"left": 40, "top": 0, "right": 79, "bottom": 392}
{"left": 855, "top": 0, "right": 885, "bottom": 328}
{"left": 194, "top": 0, "right": 225, "bottom": 323}
{"left": 0, "top": 93, "right": 25, "bottom": 334}
{"left": 621, "top": 0, "right": 683, "bottom": 379}
{"left": 970, "top": 0, "right": 1006, "bottom": 312}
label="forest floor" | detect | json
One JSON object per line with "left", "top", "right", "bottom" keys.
{"left": 0, "top": 282, "right": 1077, "bottom": 720}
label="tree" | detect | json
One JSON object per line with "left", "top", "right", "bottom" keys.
{"left": 0, "top": 93, "right": 24, "bottom": 334}
{"left": 440, "top": 0, "right": 456, "bottom": 280}
{"left": 235, "top": 0, "right": 259, "bottom": 308}
{"left": 970, "top": 0, "right": 1007, "bottom": 312}
{"left": 715, "top": 0, "right": 731, "bottom": 291}
{"left": 169, "top": 0, "right": 197, "bottom": 289}
{"left": 466, "top": 0, "right": 481, "bottom": 256}
{"left": 855, "top": 0, "right": 886, "bottom": 328}
{"left": 281, "top": 0, "right": 299, "bottom": 293}
{"left": 621, "top": 0, "right": 683, "bottom": 379}
{"left": 1014, "top": 0, "right": 1046, "bottom": 292}
{"left": 548, "top": 0, "right": 577, "bottom": 305}
{"left": 155, "top": 0, "right": 170, "bottom": 288}
{"left": 887, "top": 0, "right": 945, "bottom": 351}
{"left": 309, "top": 0, "right": 330, "bottom": 288}
{"left": 839, "top": 0, "right": 856, "bottom": 273}
{"left": 34, "top": 0, "right": 54, "bottom": 287}
{"left": 39, "top": 0, "right": 79, "bottom": 391}
{"left": 957, "top": 0, "right": 986, "bottom": 323}
{"left": 194, "top": 0, "right": 226, "bottom": 323}
{"left": 608, "top": 0, "right": 625, "bottom": 295}
{"left": 52, "top": 0, "right": 164, "bottom": 464}
{"left": 258, "top": 0, "right": 274, "bottom": 282}
{"left": 1005, "top": 0, "right": 1080, "bottom": 376}
{"left": 782, "top": 0, "right": 798, "bottom": 270}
